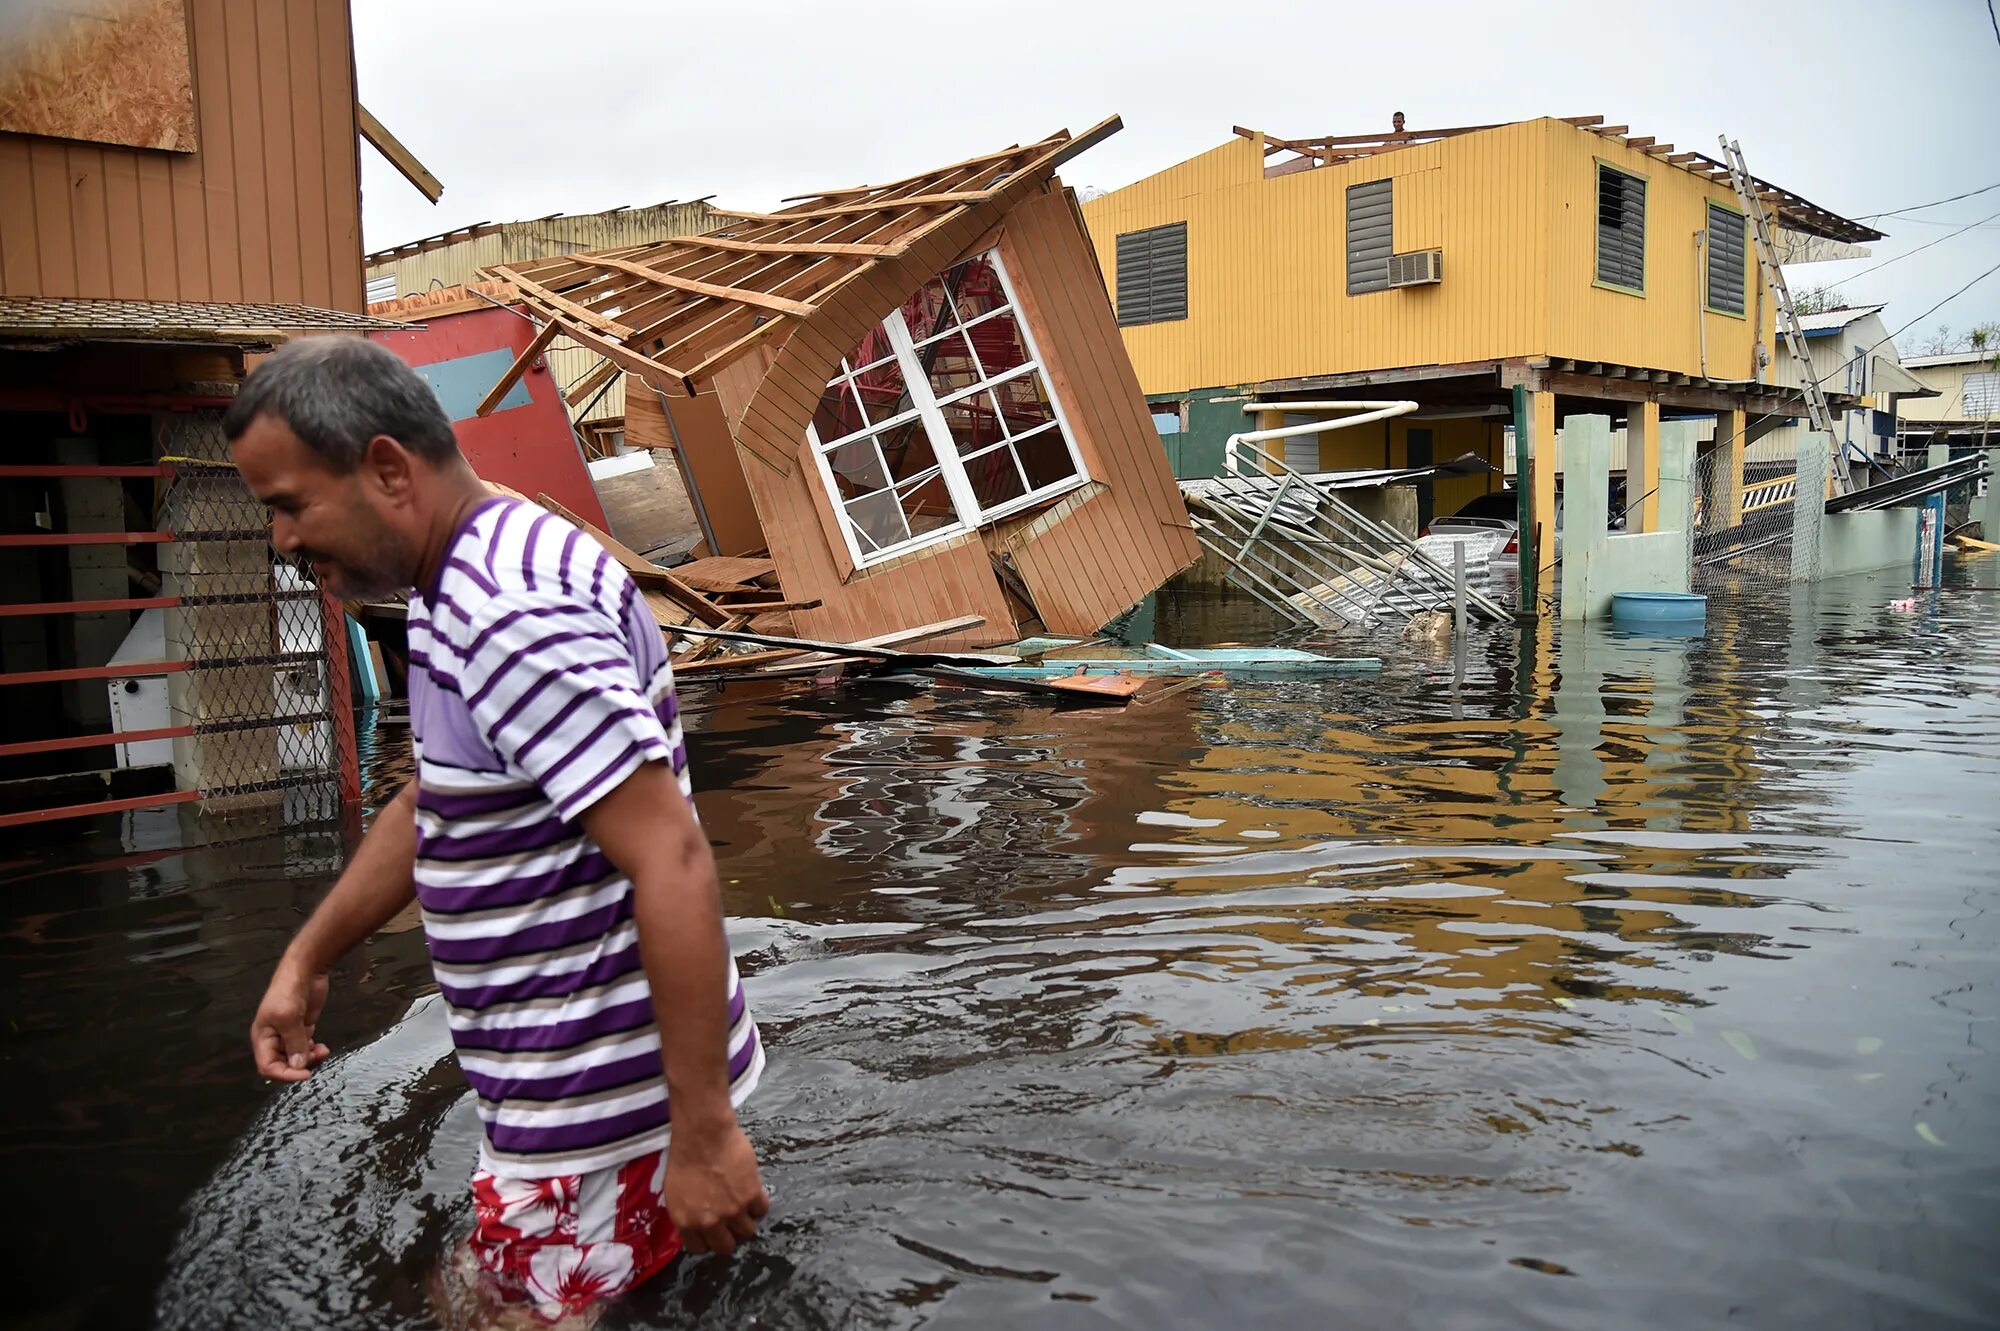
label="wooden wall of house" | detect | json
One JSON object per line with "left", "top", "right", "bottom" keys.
{"left": 698, "top": 184, "right": 1196, "bottom": 649}
{"left": 989, "top": 187, "right": 1201, "bottom": 635}
{"left": 624, "top": 379, "right": 765, "bottom": 556}
{"left": 0, "top": 0, "right": 363, "bottom": 311}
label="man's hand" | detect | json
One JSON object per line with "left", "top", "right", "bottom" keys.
{"left": 250, "top": 957, "right": 331, "bottom": 1082}
{"left": 664, "top": 1115, "right": 770, "bottom": 1258}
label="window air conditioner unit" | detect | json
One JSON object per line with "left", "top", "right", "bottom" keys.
{"left": 1387, "top": 249, "right": 1443, "bottom": 287}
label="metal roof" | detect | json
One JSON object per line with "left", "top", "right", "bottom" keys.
{"left": 1903, "top": 349, "right": 2000, "bottom": 368}
{"left": 0, "top": 297, "right": 412, "bottom": 346}
{"left": 1792, "top": 303, "right": 1886, "bottom": 333}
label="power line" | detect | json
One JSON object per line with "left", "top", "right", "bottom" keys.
{"left": 1876, "top": 255, "right": 2000, "bottom": 348}
{"left": 1856, "top": 178, "right": 2000, "bottom": 221}
{"left": 1990, "top": 0, "right": 1999, "bottom": 46}
{"left": 1822, "top": 203, "right": 2000, "bottom": 285}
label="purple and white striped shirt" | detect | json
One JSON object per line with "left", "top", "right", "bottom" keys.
{"left": 406, "top": 497, "right": 762, "bottom": 1179}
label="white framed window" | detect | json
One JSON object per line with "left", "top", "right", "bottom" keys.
{"left": 806, "top": 248, "right": 1090, "bottom": 569}
{"left": 1966, "top": 371, "right": 2000, "bottom": 417}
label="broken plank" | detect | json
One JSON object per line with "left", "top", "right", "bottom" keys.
{"left": 357, "top": 103, "right": 443, "bottom": 203}
{"left": 675, "top": 234, "right": 902, "bottom": 259}
{"left": 532, "top": 491, "right": 730, "bottom": 625}
{"left": 672, "top": 647, "right": 809, "bottom": 677}
{"left": 584, "top": 254, "right": 816, "bottom": 318}
{"left": 476, "top": 316, "right": 562, "bottom": 417}
{"left": 489, "top": 266, "right": 640, "bottom": 340}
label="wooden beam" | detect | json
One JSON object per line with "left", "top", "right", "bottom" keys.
{"left": 1287, "top": 121, "right": 1507, "bottom": 149}
{"left": 770, "top": 190, "right": 992, "bottom": 220}
{"left": 584, "top": 254, "right": 816, "bottom": 318}
{"left": 675, "top": 234, "right": 901, "bottom": 259}
{"left": 1667, "top": 152, "right": 1700, "bottom": 164}
{"left": 1643, "top": 144, "right": 1676, "bottom": 156}
{"left": 475, "top": 317, "right": 561, "bottom": 417}
{"left": 509, "top": 311, "right": 687, "bottom": 393}
{"left": 532, "top": 492, "right": 730, "bottom": 625}
{"left": 1591, "top": 124, "right": 1630, "bottom": 137}
{"left": 489, "top": 266, "right": 640, "bottom": 340}
{"left": 1558, "top": 115, "right": 1606, "bottom": 127}
{"left": 1622, "top": 136, "right": 1656, "bottom": 150}
{"left": 356, "top": 103, "right": 443, "bottom": 203}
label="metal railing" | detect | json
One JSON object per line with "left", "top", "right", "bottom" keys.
{"left": 1182, "top": 401, "right": 1512, "bottom": 627}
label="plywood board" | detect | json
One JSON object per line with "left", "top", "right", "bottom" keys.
{"left": 0, "top": 0, "right": 197, "bottom": 153}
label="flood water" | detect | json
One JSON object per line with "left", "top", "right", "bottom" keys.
{"left": 4, "top": 568, "right": 1997, "bottom": 1330}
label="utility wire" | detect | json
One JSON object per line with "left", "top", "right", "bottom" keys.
{"left": 1856, "top": 179, "right": 2000, "bottom": 220}
{"left": 1830, "top": 204, "right": 2000, "bottom": 285}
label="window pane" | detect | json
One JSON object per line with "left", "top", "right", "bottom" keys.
{"left": 814, "top": 379, "right": 864, "bottom": 444}
{"left": 993, "top": 370, "right": 1056, "bottom": 439}
{"left": 899, "top": 473, "right": 959, "bottom": 537}
{"left": 962, "top": 445, "right": 1027, "bottom": 511}
{"left": 1016, "top": 427, "right": 1081, "bottom": 493}
{"left": 951, "top": 254, "right": 1011, "bottom": 325}
{"left": 843, "top": 489, "right": 910, "bottom": 553}
{"left": 938, "top": 390, "right": 1005, "bottom": 458}
{"left": 967, "top": 309, "right": 1030, "bottom": 379}
{"left": 901, "top": 276, "right": 956, "bottom": 345}
{"left": 851, "top": 355, "right": 913, "bottom": 425}
{"left": 917, "top": 331, "right": 982, "bottom": 400}
{"left": 877, "top": 416, "right": 944, "bottom": 487}
{"left": 824, "top": 438, "right": 891, "bottom": 499}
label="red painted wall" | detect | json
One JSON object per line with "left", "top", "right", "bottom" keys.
{"left": 368, "top": 305, "right": 609, "bottom": 528}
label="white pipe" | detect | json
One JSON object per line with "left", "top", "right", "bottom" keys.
{"left": 1694, "top": 229, "right": 1709, "bottom": 380}
{"left": 1225, "top": 400, "right": 1419, "bottom": 474}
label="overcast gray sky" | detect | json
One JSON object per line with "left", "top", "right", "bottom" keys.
{"left": 353, "top": 0, "right": 2000, "bottom": 352}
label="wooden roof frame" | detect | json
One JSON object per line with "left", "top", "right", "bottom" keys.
{"left": 1232, "top": 116, "right": 1882, "bottom": 244}
{"left": 480, "top": 118, "right": 1125, "bottom": 453}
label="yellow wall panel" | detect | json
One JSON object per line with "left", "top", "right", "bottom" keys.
{"left": 1084, "top": 118, "right": 1778, "bottom": 397}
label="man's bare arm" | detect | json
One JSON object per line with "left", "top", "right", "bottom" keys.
{"left": 581, "top": 760, "right": 768, "bottom": 1258}
{"left": 249, "top": 780, "right": 421, "bottom": 1081}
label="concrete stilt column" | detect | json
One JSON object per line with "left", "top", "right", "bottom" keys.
{"left": 1716, "top": 409, "right": 1746, "bottom": 527}
{"left": 1978, "top": 448, "right": 2000, "bottom": 539}
{"left": 1529, "top": 390, "right": 1557, "bottom": 591}
{"left": 1632, "top": 400, "right": 1661, "bottom": 532}
{"left": 1790, "top": 431, "right": 1829, "bottom": 581}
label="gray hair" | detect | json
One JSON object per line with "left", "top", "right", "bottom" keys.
{"left": 224, "top": 336, "right": 459, "bottom": 469}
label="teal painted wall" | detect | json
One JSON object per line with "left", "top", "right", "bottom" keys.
{"left": 1148, "top": 388, "right": 1252, "bottom": 480}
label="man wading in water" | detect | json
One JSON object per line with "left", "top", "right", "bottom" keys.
{"left": 237, "top": 337, "right": 767, "bottom": 1325}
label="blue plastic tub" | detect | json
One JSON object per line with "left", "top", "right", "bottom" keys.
{"left": 1610, "top": 591, "right": 1707, "bottom": 626}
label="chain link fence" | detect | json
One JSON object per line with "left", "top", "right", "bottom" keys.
{"left": 1689, "top": 428, "right": 1821, "bottom": 596}
{"left": 156, "top": 411, "right": 346, "bottom": 822}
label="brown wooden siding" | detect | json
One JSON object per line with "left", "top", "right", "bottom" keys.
{"left": 678, "top": 184, "right": 1195, "bottom": 650}
{"left": 995, "top": 188, "right": 1201, "bottom": 633}
{"left": 0, "top": 0, "right": 362, "bottom": 311}
{"left": 624, "top": 380, "right": 764, "bottom": 556}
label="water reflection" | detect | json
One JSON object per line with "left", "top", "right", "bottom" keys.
{"left": 5, "top": 571, "right": 1997, "bottom": 1329}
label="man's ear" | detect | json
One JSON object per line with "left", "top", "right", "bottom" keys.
{"left": 358, "top": 434, "right": 416, "bottom": 502}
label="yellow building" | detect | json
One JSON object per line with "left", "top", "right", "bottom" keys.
{"left": 1899, "top": 348, "right": 2000, "bottom": 447}
{"left": 364, "top": 200, "right": 747, "bottom": 447}
{"left": 1082, "top": 115, "right": 1880, "bottom": 553}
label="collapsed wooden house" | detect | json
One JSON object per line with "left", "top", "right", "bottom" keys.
{"left": 478, "top": 118, "right": 1200, "bottom": 650}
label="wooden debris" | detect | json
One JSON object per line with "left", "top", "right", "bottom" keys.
{"left": 532, "top": 492, "right": 730, "bottom": 626}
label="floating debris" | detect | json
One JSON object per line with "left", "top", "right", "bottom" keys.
{"left": 1720, "top": 1030, "right": 1758, "bottom": 1062}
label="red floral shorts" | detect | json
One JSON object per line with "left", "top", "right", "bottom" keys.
{"left": 462, "top": 1150, "right": 682, "bottom": 1321}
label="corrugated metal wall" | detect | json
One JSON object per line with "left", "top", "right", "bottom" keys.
{"left": 1080, "top": 118, "right": 1774, "bottom": 398}
{"left": 1543, "top": 125, "right": 1767, "bottom": 378}
{"left": 1080, "top": 125, "right": 1552, "bottom": 394}
{"left": 0, "top": 0, "right": 363, "bottom": 310}
{"left": 364, "top": 201, "right": 747, "bottom": 425}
